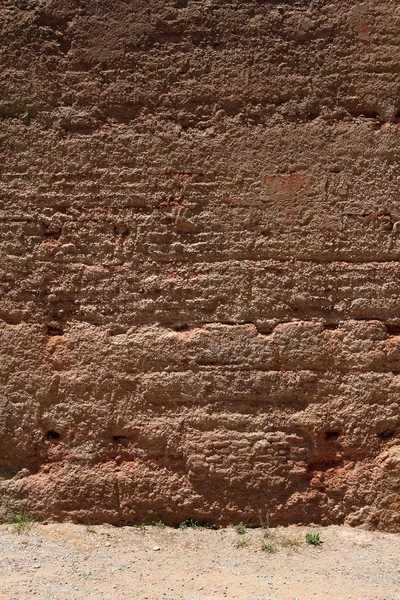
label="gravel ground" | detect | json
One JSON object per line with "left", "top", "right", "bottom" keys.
{"left": 0, "top": 523, "right": 399, "bottom": 600}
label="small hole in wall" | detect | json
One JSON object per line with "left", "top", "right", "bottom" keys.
{"left": 385, "top": 324, "right": 400, "bottom": 336}
{"left": 362, "top": 110, "right": 380, "bottom": 119}
{"left": 170, "top": 323, "right": 190, "bottom": 332}
{"left": 42, "top": 222, "right": 62, "bottom": 240}
{"left": 46, "top": 430, "right": 61, "bottom": 441}
{"left": 256, "top": 325, "right": 274, "bottom": 335}
{"left": 324, "top": 324, "right": 339, "bottom": 331}
{"left": 325, "top": 431, "right": 340, "bottom": 441}
{"left": 47, "top": 325, "right": 63, "bottom": 336}
{"left": 378, "top": 430, "right": 394, "bottom": 440}
{"left": 44, "top": 227, "right": 61, "bottom": 240}
{"left": 348, "top": 109, "right": 380, "bottom": 120}
{"left": 113, "top": 224, "right": 130, "bottom": 238}
{"left": 112, "top": 435, "right": 129, "bottom": 443}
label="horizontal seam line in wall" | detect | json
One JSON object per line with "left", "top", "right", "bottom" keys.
{"left": 4, "top": 258, "right": 400, "bottom": 267}
{"left": 0, "top": 115, "right": 398, "bottom": 128}
{"left": 3, "top": 318, "right": 400, "bottom": 330}
{"left": 23, "top": 367, "right": 400, "bottom": 376}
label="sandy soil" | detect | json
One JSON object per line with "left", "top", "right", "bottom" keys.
{"left": 0, "top": 523, "right": 398, "bottom": 600}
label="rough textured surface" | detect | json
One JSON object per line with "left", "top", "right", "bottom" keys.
{"left": 0, "top": 0, "right": 399, "bottom": 530}
{"left": 1, "top": 524, "right": 400, "bottom": 600}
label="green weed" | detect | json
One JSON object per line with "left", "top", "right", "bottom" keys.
{"left": 261, "top": 541, "right": 276, "bottom": 553}
{"left": 153, "top": 520, "right": 166, "bottom": 528}
{"left": 234, "top": 522, "right": 246, "bottom": 535}
{"left": 12, "top": 509, "right": 36, "bottom": 535}
{"left": 179, "top": 518, "right": 199, "bottom": 529}
{"left": 305, "top": 532, "right": 323, "bottom": 546}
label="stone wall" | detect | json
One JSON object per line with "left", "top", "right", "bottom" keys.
{"left": 0, "top": 0, "right": 399, "bottom": 530}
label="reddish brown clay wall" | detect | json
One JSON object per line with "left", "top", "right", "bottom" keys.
{"left": 0, "top": 0, "right": 399, "bottom": 530}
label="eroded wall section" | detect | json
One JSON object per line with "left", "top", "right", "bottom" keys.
{"left": 0, "top": 0, "right": 399, "bottom": 529}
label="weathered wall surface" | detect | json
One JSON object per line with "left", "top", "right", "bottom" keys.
{"left": 0, "top": 0, "right": 399, "bottom": 530}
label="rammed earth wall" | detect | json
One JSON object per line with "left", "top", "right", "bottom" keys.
{"left": 0, "top": 0, "right": 399, "bottom": 530}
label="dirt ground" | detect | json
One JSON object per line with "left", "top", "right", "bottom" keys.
{"left": 0, "top": 523, "right": 398, "bottom": 600}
